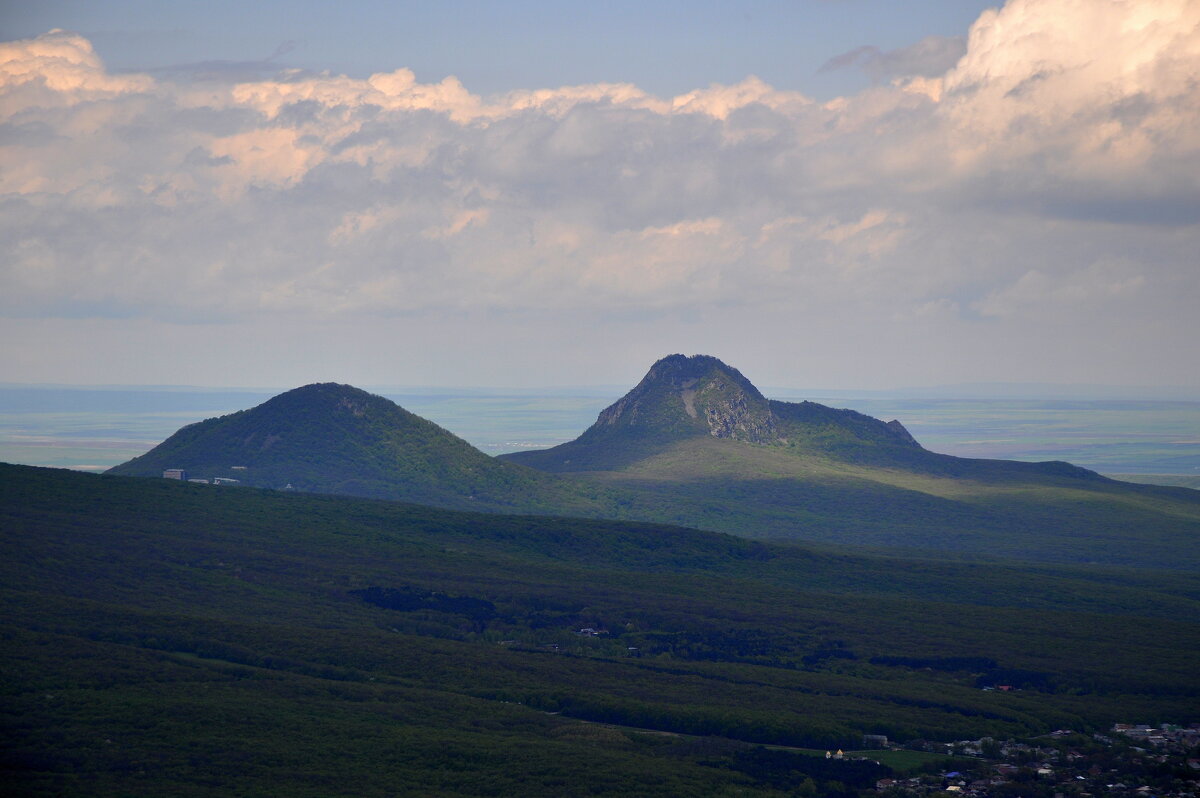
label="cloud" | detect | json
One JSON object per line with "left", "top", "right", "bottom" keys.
{"left": 973, "top": 259, "right": 1147, "bottom": 319}
{"left": 0, "top": 28, "right": 152, "bottom": 114}
{"left": 930, "top": 0, "right": 1200, "bottom": 194}
{"left": 0, "top": 2, "right": 1197, "bottom": 385}
{"left": 819, "top": 35, "right": 967, "bottom": 82}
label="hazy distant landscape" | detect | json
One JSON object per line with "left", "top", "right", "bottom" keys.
{"left": 3, "top": 385, "right": 1197, "bottom": 487}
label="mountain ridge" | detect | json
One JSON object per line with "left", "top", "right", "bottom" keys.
{"left": 505, "top": 354, "right": 956, "bottom": 473}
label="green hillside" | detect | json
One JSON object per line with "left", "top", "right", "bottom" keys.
{"left": 106, "top": 382, "right": 597, "bottom": 515}
{"left": 503, "top": 355, "right": 1200, "bottom": 569}
{"left": 3, "top": 463, "right": 1199, "bottom": 795}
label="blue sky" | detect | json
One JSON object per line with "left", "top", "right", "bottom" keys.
{"left": 2, "top": 1, "right": 992, "bottom": 98}
{"left": 1, "top": 1, "right": 1197, "bottom": 390}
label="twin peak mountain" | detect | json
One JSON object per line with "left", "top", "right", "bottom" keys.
{"left": 109, "top": 354, "right": 921, "bottom": 498}
{"left": 110, "top": 353, "right": 1162, "bottom": 564}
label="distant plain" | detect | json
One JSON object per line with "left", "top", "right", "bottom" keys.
{"left": 1, "top": 386, "right": 1197, "bottom": 488}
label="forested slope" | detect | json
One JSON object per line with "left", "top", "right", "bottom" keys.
{"left": 3, "top": 463, "right": 1198, "bottom": 795}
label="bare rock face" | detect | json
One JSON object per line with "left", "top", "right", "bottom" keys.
{"left": 595, "top": 392, "right": 642, "bottom": 427}
{"left": 885, "top": 419, "right": 919, "bottom": 446}
{"left": 696, "top": 375, "right": 779, "bottom": 444}
{"left": 594, "top": 354, "right": 781, "bottom": 444}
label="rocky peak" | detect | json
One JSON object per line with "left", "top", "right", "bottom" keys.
{"left": 640, "top": 354, "right": 764, "bottom": 398}
{"left": 593, "top": 354, "right": 780, "bottom": 444}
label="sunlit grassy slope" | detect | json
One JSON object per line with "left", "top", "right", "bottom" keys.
{"left": 543, "top": 435, "right": 1200, "bottom": 569}
{"left": 3, "top": 463, "right": 1199, "bottom": 795}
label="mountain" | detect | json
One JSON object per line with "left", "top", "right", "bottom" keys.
{"left": 503, "top": 354, "right": 1200, "bottom": 568}
{"left": 106, "top": 382, "right": 585, "bottom": 513}
{"left": 4, "top": 462, "right": 1199, "bottom": 794}
{"left": 105, "top": 364, "right": 1200, "bottom": 569}
{"left": 505, "top": 354, "right": 923, "bottom": 471}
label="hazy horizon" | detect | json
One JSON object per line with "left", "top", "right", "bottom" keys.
{"left": 3, "top": 382, "right": 1198, "bottom": 479}
{"left": 4, "top": 377, "right": 1200, "bottom": 402}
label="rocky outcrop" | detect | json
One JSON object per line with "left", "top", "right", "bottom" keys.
{"left": 592, "top": 354, "right": 781, "bottom": 444}
{"left": 885, "top": 419, "right": 919, "bottom": 446}
{"left": 695, "top": 375, "right": 779, "bottom": 444}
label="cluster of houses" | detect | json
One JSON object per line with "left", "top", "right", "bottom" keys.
{"left": 870, "top": 723, "right": 1200, "bottom": 797}
{"left": 162, "top": 466, "right": 297, "bottom": 490}
{"left": 1111, "top": 724, "right": 1200, "bottom": 751}
{"left": 162, "top": 468, "right": 241, "bottom": 486}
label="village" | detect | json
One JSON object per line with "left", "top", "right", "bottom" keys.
{"left": 869, "top": 724, "right": 1200, "bottom": 798}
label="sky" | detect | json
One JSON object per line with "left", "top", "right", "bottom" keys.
{"left": 1, "top": 0, "right": 1198, "bottom": 391}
